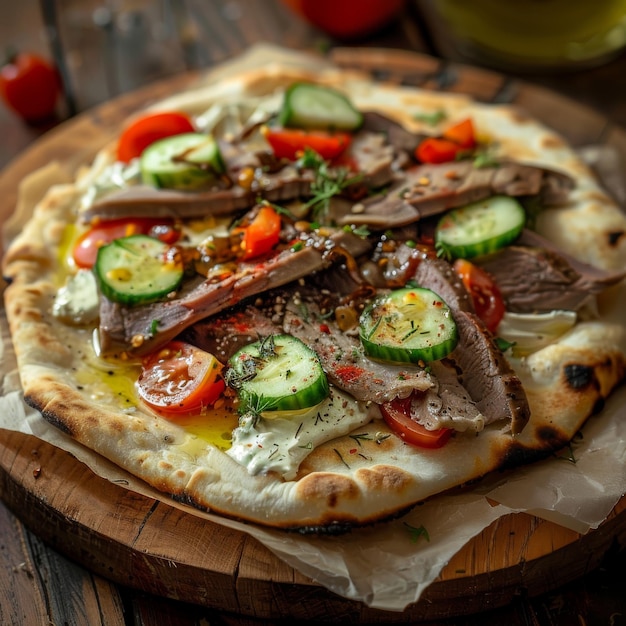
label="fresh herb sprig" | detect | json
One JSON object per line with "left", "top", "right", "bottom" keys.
{"left": 297, "top": 148, "right": 362, "bottom": 221}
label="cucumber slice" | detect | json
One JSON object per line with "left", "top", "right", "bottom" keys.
{"left": 94, "top": 234, "right": 183, "bottom": 306}
{"left": 435, "top": 195, "right": 526, "bottom": 260}
{"left": 140, "top": 133, "right": 225, "bottom": 190}
{"left": 278, "top": 82, "right": 363, "bottom": 131}
{"left": 360, "top": 287, "right": 458, "bottom": 364}
{"left": 227, "top": 335, "right": 329, "bottom": 413}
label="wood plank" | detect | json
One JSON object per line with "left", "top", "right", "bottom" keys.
{"left": 0, "top": 498, "right": 127, "bottom": 626}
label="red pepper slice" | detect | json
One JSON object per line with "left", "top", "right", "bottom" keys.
{"left": 415, "top": 118, "right": 477, "bottom": 164}
{"left": 235, "top": 205, "right": 282, "bottom": 260}
{"left": 443, "top": 118, "right": 476, "bottom": 149}
{"left": 263, "top": 127, "right": 352, "bottom": 161}
{"left": 415, "top": 137, "right": 464, "bottom": 164}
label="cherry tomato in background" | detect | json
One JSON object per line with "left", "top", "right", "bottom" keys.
{"left": 281, "top": 0, "right": 406, "bottom": 39}
{"left": 0, "top": 51, "right": 61, "bottom": 122}
{"left": 263, "top": 127, "right": 352, "bottom": 161}
{"left": 453, "top": 258, "right": 505, "bottom": 333}
{"left": 72, "top": 217, "right": 181, "bottom": 268}
{"left": 380, "top": 393, "right": 453, "bottom": 448}
{"left": 137, "top": 341, "right": 226, "bottom": 416}
{"left": 116, "top": 111, "right": 195, "bottom": 162}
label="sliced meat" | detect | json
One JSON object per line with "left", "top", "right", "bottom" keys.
{"left": 475, "top": 241, "right": 626, "bottom": 313}
{"left": 360, "top": 111, "right": 426, "bottom": 155}
{"left": 413, "top": 257, "right": 530, "bottom": 435}
{"left": 348, "top": 131, "right": 398, "bottom": 189}
{"left": 81, "top": 184, "right": 254, "bottom": 222}
{"left": 83, "top": 128, "right": 398, "bottom": 223}
{"left": 180, "top": 306, "right": 281, "bottom": 363}
{"left": 82, "top": 165, "right": 315, "bottom": 223}
{"left": 413, "top": 256, "right": 475, "bottom": 313}
{"left": 281, "top": 292, "right": 434, "bottom": 404}
{"left": 98, "top": 229, "right": 372, "bottom": 357}
{"left": 280, "top": 286, "right": 488, "bottom": 431}
{"left": 404, "top": 359, "right": 485, "bottom": 432}
{"left": 329, "top": 160, "right": 574, "bottom": 229}
{"left": 450, "top": 311, "right": 530, "bottom": 435}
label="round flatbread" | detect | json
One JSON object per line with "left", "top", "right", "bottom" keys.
{"left": 3, "top": 55, "right": 625, "bottom": 531}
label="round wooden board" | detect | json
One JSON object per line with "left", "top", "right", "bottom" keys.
{"left": 1, "top": 49, "right": 625, "bottom": 623}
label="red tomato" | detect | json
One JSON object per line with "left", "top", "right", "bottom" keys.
{"left": 282, "top": 0, "right": 405, "bottom": 39}
{"left": 453, "top": 258, "right": 505, "bottom": 333}
{"left": 72, "top": 218, "right": 180, "bottom": 268}
{"left": 415, "top": 118, "right": 477, "bottom": 164}
{"left": 264, "top": 127, "right": 352, "bottom": 161}
{"left": 415, "top": 137, "right": 463, "bottom": 164}
{"left": 443, "top": 118, "right": 476, "bottom": 150}
{"left": 380, "top": 394, "right": 452, "bottom": 448}
{"left": 236, "top": 205, "right": 282, "bottom": 260}
{"left": 0, "top": 52, "right": 61, "bottom": 122}
{"left": 117, "top": 111, "right": 195, "bottom": 162}
{"left": 137, "top": 341, "right": 225, "bottom": 416}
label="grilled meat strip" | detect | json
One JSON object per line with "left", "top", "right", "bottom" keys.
{"left": 98, "top": 229, "right": 372, "bottom": 357}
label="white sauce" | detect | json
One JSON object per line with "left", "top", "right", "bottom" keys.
{"left": 52, "top": 269, "right": 100, "bottom": 325}
{"left": 227, "top": 387, "right": 376, "bottom": 480}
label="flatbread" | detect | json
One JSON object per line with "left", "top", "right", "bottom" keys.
{"left": 3, "top": 55, "right": 625, "bottom": 531}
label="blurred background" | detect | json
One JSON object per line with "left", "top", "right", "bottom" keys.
{"left": 3, "top": 0, "right": 626, "bottom": 169}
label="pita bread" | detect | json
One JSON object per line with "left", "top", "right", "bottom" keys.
{"left": 3, "top": 59, "right": 625, "bottom": 530}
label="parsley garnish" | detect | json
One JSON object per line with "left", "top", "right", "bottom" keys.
{"left": 297, "top": 148, "right": 362, "bottom": 221}
{"left": 413, "top": 110, "right": 447, "bottom": 126}
{"left": 494, "top": 337, "right": 516, "bottom": 353}
{"left": 403, "top": 522, "right": 430, "bottom": 543}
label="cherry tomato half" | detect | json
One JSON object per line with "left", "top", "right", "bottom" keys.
{"left": 137, "top": 341, "right": 225, "bottom": 416}
{"left": 453, "top": 258, "right": 505, "bottom": 333}
{"left": 263, "top": 127, "right": 352, "bottom": 161}
{"left": 72, "top": 218, "right": 180, "bottom": 269}
{"left": 380, "top": 394, "right": 452, "bottom": 449}
{"left": 116, "top": 111, "right": 195, "bottom": 162}
{"left": 0, "top": 52, "right": 61, "bottom": 122}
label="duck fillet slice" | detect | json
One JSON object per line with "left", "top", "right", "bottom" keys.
{"left": 98, "top": 230, "right": 371, "bottom": 357}
{"left": 414, "top": 257, "right": 530, "bottom": 435}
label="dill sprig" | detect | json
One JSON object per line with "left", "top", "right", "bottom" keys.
{"left": 297, "top": 148, "right": 362, "bottom": 221}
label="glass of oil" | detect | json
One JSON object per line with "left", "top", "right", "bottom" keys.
{"left": 431, "top": 0, "right": 626, "bottom": 71}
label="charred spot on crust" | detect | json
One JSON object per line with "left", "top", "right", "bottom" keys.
{"left": 291, "top": 521, "right": 353, "bottom": 535}
{"left": 592, "top": 396, "right": 606, "bottom": 415}
{"left": 536, "top": 425, "right": 566, "bottom": 446}
{"left": 499, "top": 442, "right": 551, "bottom": 470}
{"left": 24, "top": 395, "right": 74, "bottom": 436}
{"left": 499, "top": 425, "right": 567, "bottom": 470}
{"left": 564, "top": 364, "right": 595, "bottom": 389}
{"left": 608, "top": 230, "right": 624, "bottom": 246}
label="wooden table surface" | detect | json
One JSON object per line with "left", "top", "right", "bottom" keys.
{"left": 1, "top": 2, "right": 626, "bottom": 625}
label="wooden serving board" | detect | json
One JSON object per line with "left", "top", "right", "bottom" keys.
{"left": 1, "top": 49, "right": 625, "bottom": 623}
